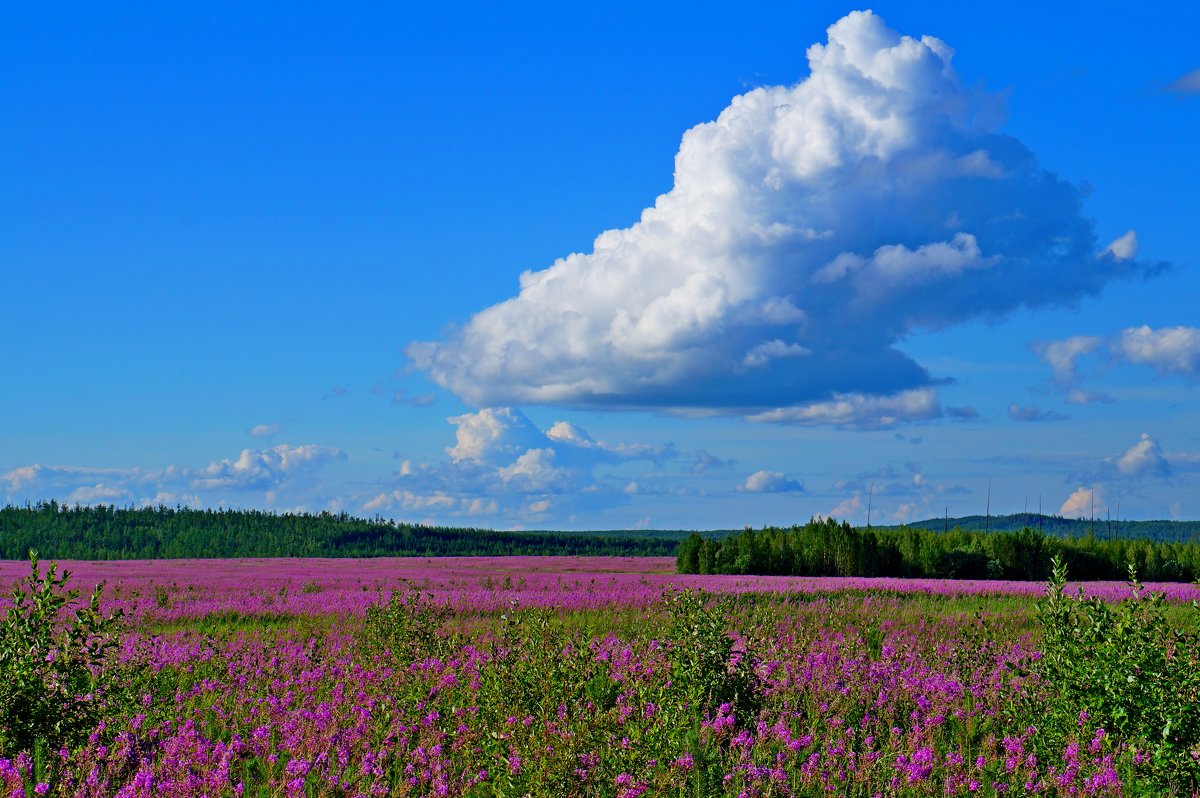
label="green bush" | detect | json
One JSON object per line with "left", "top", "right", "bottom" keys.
{"left": 662, "top": 589, "right": 761, "bottom": 723}
{"left": 362, "top": 588, "right": 454, "bottom": 662}
{"left": 0, "top": 552, "right": 124, "bottom": 769}
{"left": 1030, "top": 556, "right": 1200, "bottom": 794}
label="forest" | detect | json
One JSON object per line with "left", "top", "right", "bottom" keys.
{"left": 0, "top": 502, "right": 676, "bottom": 559}
{"left": 676, "top": 517, "right": 1200, "bottom": 581}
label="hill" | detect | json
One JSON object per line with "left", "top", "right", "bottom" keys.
{"left": 878, "top": 513, "right": 1200, "bottom": 543}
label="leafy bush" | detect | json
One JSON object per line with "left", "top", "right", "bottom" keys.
{"left": 1030, "top": 556, "right": 1200, "bottom": 794}
{"left": 662, "top": 589, "right": 761, "bottom": 723}
{"left": 0, "top": 552, "right": 124, "bottom": 765}
{"left": 362, "top": 588, "right": 454, "bottom": 662}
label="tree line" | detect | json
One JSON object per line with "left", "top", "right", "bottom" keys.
{"left": 676, "top": 517, "right": 1200, "bottom": 582}
{"left": 0, "top": 502, "right": 677, "bottom": 560}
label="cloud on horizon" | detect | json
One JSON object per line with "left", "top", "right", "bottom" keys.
{"left": 408, "top": 10, "right": 1154, "bottom": 429}
{"left": 361, "top": 407, "right": 679, "bottom": 522}
{"left": 1, "top": 443, "right": 347, "bottom": 510}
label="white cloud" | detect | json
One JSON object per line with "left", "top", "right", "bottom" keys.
{"left": 194, "top": 444, "right": 347, "bottom": 490}
{"left": 409, "top": 10, "right": 1147, "bottom": 422}
{"left": 739, "top": 470, "right": 804, "bottom": 493}
{"left": 1112, "top": 433, "right": 1170, "bottom": 478}
{"left": 247, "top": 423, "right": 284, "bottom": 439}
{"left": 446, "top": 407, "right": 548, "bottom": 465}
{"left": 745, "top": 387, "right": 941, "bottom": 429}
{"left": 1036, "top": 325, "right": 1200, "bottom": 398}
{"left": 1104, "top": 230, "right": 1138, "bottom": 261}
{"left": 827, "top": 495, "right": 863, "bottom": 520}
{"left": 1033, "top": 335, "right": 1102, "bottom": 386}
{"left": 1059, "top": 486, "right": 1105, "bottom": 518}
{"left": 65, "top": 484, "right": 130, "bottom": 504}
{"left": 370, "top": 407, "right": 676, "bottom": 521}
{"left": 742, "top": 339, "right": 811, "bottom": 368}
{"left": 3, "top": 443, "right": 347, "bottom": 508}
{"left": 1112, "top": 325, "right": 1200, "bottom": 376}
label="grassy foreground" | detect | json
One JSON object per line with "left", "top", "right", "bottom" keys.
{"left": 1, "top": 557, "right": 1198, "bottom": 796}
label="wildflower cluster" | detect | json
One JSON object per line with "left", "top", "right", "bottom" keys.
{"left": 0, "top": 555, "right": 1195, "bottom": 795}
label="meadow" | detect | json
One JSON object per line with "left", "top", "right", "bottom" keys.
{"left": 1, "top": 556, "right": 1198, "bottom": 796}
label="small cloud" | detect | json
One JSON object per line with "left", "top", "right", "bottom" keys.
{"left": 1166, "top": 67, "right": 1200, "bottom": 95}
{"left": 945, "top": 406, "right": 980, "bottom": 420}
{"left": 890, "top": 502, "right": 919, "bottom": 523}
{"left": 1059, "top": 485, "right": 1105, "bottom": 518}
{"left": 1037, "top": 325, "right": 1200, "bottom": 400}
{"left": 326, "top": 385, "right": 348, "bottom": 398}
{"left": 65, "top": 484, "right": 129, "bottom": 504}
{"left": 742, "top": 339, "right": 811, "bottom": 368}
{"left": 1033, "top": 335, "right": 1103, "bottom": 387}
{"left": 1113, "top": 433, "right": 1170, "bottom": 478}
{"left": 1066, "top": 388, "right": 1114, "bottom": 405}
{"left": 739, "top": 470, "right": 804, "bottom": 493}
{"left": 362, "top": 407, "right": 677, "bottom": 524}
{"left": 1007, "top": 403, "right": 1068, "bottom": 422}
{"left": 747, "top": 388, "right": 941, "bottom": 430}
{"left": 826, "top": 495, "right": 863, "bottom": 521}
{"left": 195, "top": 444, "right": 348, "bottom": 491}
{"left": 1104, "top": 230, "right": 1138, "bottom": 261}
{"left": 247, "top": 423, "right": 284, "bottom": 439}
{"left": 1113, "top": 325, "right": 1200, "bottom": 376}
{"left": 691, "top": 449, "right": 737, "bottom": 473}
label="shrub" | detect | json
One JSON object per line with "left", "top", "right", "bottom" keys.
{"left": 662, "top": 589, "right": 761, "bottom": 723}
{"left": 362, "top": 589, "right": 454, "bottom": 662}
{"left": 1030, "top": 556, "right": 1200, "bottom": 794}
{"left": 0, "top": 552, "right": 124, "bottom": 768}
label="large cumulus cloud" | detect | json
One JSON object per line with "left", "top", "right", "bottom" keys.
{"left": 408, "top": 10, "right": 1151, "bottom": 420}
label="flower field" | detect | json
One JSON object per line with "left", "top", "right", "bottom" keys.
{"left": 1, "top": 557, "right": 1198, "bottom": 796}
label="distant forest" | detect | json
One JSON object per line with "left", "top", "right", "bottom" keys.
{"left": 4, "top": 503, "right": 1200, "bottom": 579}
{"left": 878, "top": 512, "right": 1200, "bottom": 543}
{"left": 677, "top": 517, "right": 1200, "bottom": 582}
{"left": 0, "top": 502, "right": 678, "bottom": 560}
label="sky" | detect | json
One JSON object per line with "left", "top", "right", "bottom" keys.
{"left": 3, "top": 2, "right": 1199, "bottom": 530}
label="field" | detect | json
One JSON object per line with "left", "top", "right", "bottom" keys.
{"left": 2, "top": 557, "right": 1198, "bottom": 796}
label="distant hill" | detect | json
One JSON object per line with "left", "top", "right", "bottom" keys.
{"left": 876, "top": 513, "right": 1200, "bottom": 543}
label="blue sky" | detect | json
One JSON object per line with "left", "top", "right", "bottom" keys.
{"left": 4, "top": 2, "right": 1198, "bottom": 529}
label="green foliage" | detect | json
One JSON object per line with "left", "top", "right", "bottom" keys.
{"left": 662, "top": 589, "right": 761, "bottom": 722}
{"left": 1029, "top": 556, "right": 1200, "bottom": 794}
{"left": 0, "top": 502, "right": 680, "bottom": 559}
{"left": 679, "top": 517, "right": 1200, "bottom": 582}
{"left": 0, "top": 552, "right": 124, "bottom": 760}
{"left": 362, "top": 589, "right": 455, "bottom": 662}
